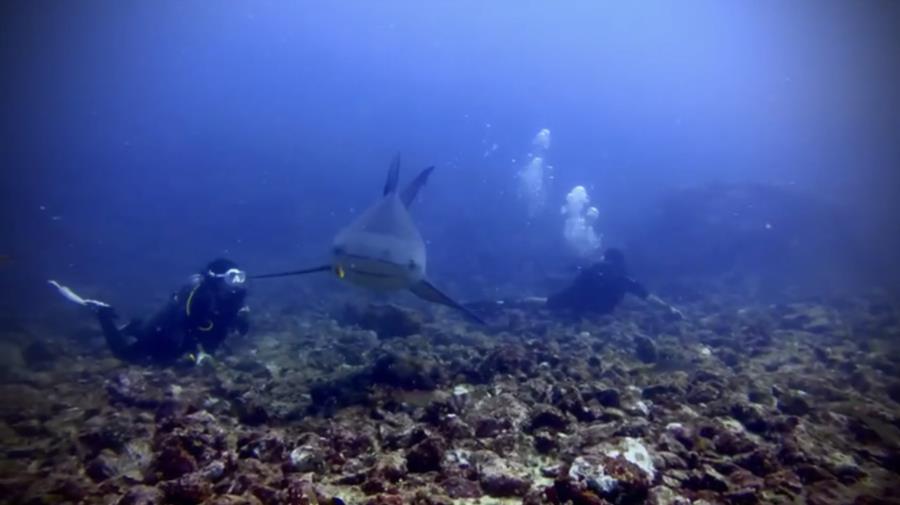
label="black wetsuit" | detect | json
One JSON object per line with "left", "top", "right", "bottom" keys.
{"left": 98, "top": 276, "right": 249, "bottom": 364}
{"left": 546, "top": 259, "right": 649, "bottom": 315}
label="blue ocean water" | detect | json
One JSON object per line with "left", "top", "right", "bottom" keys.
{"left": 1, "top": 1, "right": 898, "bottom": 314}
{"left": 4, "top": 5, "right": 900, "bottom": 505}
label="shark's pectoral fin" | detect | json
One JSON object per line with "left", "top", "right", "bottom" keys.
{"left": 251, "top": 265, "right": 332, "bottom": 279}
{"left": 410, "top": 279, "right": 486, "bottom": 325}
{"left": 400, "top": 166, "right": 435, "bottom": 208}
{"left": 383, "top": 153, "right": 401, "bottom": 195}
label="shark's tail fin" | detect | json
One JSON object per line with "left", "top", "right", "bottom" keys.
{"left": 383, "top": 153, "right": 401, "bottom": 196}
{"left": 401, "top": 166, "right": 435, "bottom": 208}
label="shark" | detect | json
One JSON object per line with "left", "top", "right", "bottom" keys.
{"left": 253, "top": 154, "right": 484, "bottom": 324}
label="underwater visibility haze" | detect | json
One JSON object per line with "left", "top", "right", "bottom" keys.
{"left": 1, "top": 2, "right": 899, "bottom": 504}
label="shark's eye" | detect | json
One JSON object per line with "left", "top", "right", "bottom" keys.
{"left": 333, "top": 246, "right": 344, "bottom": 255}
{"left": 408, "top": 260, "right": 417, "bottom": 271}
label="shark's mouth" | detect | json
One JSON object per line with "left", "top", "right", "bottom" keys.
{"left": 349, "top": 268, "right": 395, "bottom": 279}
{"left": 338, "top": 254, "right": 408, "bottom": 280}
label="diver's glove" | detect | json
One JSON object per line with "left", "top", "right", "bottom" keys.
{"left": 195, "top": 350, "right": 213, "bottom": 366}
{"left": 48, "top": 280, "right": 111, "bottom": 312}
{"left": 184, "top": 345, "right": 214, "bottom": 367}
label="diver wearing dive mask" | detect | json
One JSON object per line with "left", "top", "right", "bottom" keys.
{"left": 49, "top": 258, "right": 251, "bottom": 365}
{"left": 208, "top": 267, "right": 247, "bottom": 288}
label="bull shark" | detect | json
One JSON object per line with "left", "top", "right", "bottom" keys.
{"left": 253, "top": 155, "right": 484, "bottom": 324}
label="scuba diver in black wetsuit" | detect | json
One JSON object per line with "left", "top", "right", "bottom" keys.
{"left": 547, "top": 248, "right": 669, "bottom": 315}
{"left": 470, "top": 248, "right": 683, "bottom": 319}
{"left": 50, "top": 258, "right": 250, "bottom": 365}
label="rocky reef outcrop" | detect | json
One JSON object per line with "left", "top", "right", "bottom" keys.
{"left": 1, "top": 288, "right": 899, "bottom": 504}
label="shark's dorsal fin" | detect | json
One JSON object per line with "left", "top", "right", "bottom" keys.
{"left": 400, "top": 166, "right": 434, "bottom": 208}
{"left": 383, "top": 153, "right": 401, "bottom": 196}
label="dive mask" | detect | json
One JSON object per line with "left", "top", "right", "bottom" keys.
{"left": 208, "top": 268, "right": 247, "bottom": 287}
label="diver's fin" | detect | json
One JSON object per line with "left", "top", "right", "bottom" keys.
{"left": 410, "top": 279, "right": 486, "bottom": 325}
{"left": 400, "top": 166, "right": 435, "bottom": 208}
{"left": 48, "top": 280, "right": 111, "bottom": 309}
{"left": 251, "top": 265, "right": 331, "bottom": 279}
{"left": 383, "top": 153, "right": 401, "bottom": 196}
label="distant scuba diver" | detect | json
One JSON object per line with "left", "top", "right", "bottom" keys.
{"left": 253, "top": 154, "right": 485, "bottom": 324}
{"left": 471, "top": 248, "right": 683, "bottom": 319}
{"left": 546, "top": 248, "right": 681, "bottom": 316}
{"left": 49, "top": 258, "right": 250, "bottom": 365}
